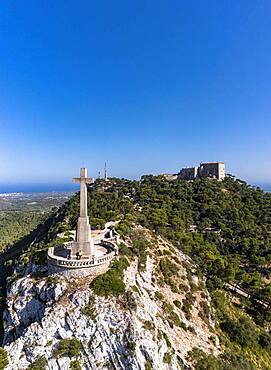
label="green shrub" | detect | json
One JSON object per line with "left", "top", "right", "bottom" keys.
{"left": 53, "top": 338, "right": 81, "bottom": 358}
{"left": 162, "top": 301, "right": 173, "bottom": 313}
{"left": 182, "top": 299, "right": 192, "bottom": 314}
{"left": 167, "top": 278, "right": 179, "bottom": 292}
{"left": 46, "top": 276, "right": 59, "bottom": 285}
{"left": 70, "top": 360, "right": 81, "bottom": 370}
{"left": 127, "top": 340, "right": 136, "bottom": 353}
{"left": 27, "top": 356, "right": 47, "bottom": 370}
{"left": 185, "top": 292, "right": 195, "bottom": 304}
{"left": 258, "top": 332, "right": 271, "bottom": 349}
{"left": 219, "top": 352, "right": 256, "bottom": 370}
{"left": 173, "top": 256, "right": 181, "bottom": 264}
{"left": 179, "top": 283, "right": 189, "bottom": 292}
{"left": 119, "top": 242, "right": 134, "bottom": 257}
{"left": 115, "top": 221, "right": 132, "bottom": 237}
{"left": 190, "top": 282, "right": 198, "bottom": 293}
{"left": 169, "top": 311, "right": 183, "bottom": 327}
{"left": 173, "top": 300, "right": 182, "bottom": 309}
{"left": 163, "top": 332, "right": 171, "bottom": 348}
{"left": 131, "top": 285, "right": 140, "bottom": 294}
{"left": 81, "top": 297, "right": 96, "bottom": 320}
{"left": 131, "top": 235, "right": 149, "bottom": 272}
{"left": 179, "top": 321, "right": 188, "bottom": 331}
{"left": 162, "top": 301, "right": 183, "bottom": 328}
{"left": 143, "top": 320, "right": 155, "bottom": 331}
{"left": 121, "top": 291, "right": 137, "bottom": 311}
{"left": 220, "top": 316, "right": 259, "bottom": 348}
{"left": 0, "top": 348, "right": 8, "bottom": 370}
{"left": 145, "top": 360, "right": 153, "bottom": 370}
{"left": 188, "top": 326, "right": 197, "bottom": 335}
{"left": 211, "top": 290, "right": 228, "bottom": 320}
{"left": 188, "top": 348, "right": 220, "bottom": 370}
{"left": 182, "top": 298, "right": 192, "bottom": 320}
{"left": 198, "top": 301, "right": 211, "bottom": 324}
{"left": 155, "top": 291, "right": 164, "bottom": 301}
{"left": 159, "top": 258, "right": 178, "bottom": 279}
{"left": 163, "top": 352, "right": 172, "bottom": 364}
{"left": 188, "top": 347, "right": 256, "bottom": 370}
{"left": 91, "top": 257, "right": 129, "bottom": 297}
{"left": 209, "top": 335, "right": 216, "bottom": 344}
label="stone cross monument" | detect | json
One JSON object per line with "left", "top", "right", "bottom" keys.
{"left": 71, "top": 168, "right": 94, "bottom": 258}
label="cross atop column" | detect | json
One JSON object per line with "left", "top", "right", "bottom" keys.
{"left": 73, "top": 168, "right": 93, "bottom": 218}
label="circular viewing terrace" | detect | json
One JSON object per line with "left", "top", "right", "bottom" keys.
{"left": 47, "top": 239, "right": 118, "bottom": 277}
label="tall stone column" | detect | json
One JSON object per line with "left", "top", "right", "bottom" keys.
{"left": 71, "top": 168, "right": 94, "bottom": 258}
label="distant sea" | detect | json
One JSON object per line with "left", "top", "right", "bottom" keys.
{"left": 254, "top": 184, "right": 271, "bottom": 192}
{"left": 0, "top": 183, "right": 78, "bottom": 194}
{"left": 0, "top": 182, "right": 270, "bottom": 194}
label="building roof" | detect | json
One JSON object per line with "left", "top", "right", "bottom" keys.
{"left": 200, "top": 162, "right": 224, "bottom": 165}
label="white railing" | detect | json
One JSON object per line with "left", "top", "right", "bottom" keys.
{"left": 47, "top": 240, "right": 118, "bottom": 269}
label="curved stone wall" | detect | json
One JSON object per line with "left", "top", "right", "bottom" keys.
{"left": 47, "top": 260, "right": 110, "bottom": 278}
{"left": 47, "top": 240, "right": 118, "bottom": 278}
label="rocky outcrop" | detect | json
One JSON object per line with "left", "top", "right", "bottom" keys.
{"left": 3, "top": 236, "right": 219, "bottom": 370}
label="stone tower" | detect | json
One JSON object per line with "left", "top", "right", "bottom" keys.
{"left": 71, "top": 168, "right": 94, "bottom": 258}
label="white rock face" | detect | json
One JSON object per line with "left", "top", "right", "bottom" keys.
{"left": 3, "top": 242, "right": 219, "bottom": 370}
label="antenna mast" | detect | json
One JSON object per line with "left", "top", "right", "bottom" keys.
{"left": 104, "top": 162, "right": 108, "bottom": 181}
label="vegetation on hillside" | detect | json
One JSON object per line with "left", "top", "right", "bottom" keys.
{"left": 1, "top": 175, "right": 270, "bottom": 369}
{"left": 0, "top": 348, "right": 8, "bottom": 370}
{"left": 75, "top": 176, "right": 271, "bottom": 315}
{"left": 26, "top": 355, "right": 47, "bottom": 370}
{"left": 0, "top": 211, "right": 47, "bottom": 252}
{"left": 79, "top": 176, "right": 270, "bottom": 369}
{"left": 52, "top": 338, "right": 81, "bottom": 359}
{"left": 90, "top": 257, "right": 129, "bottom": 297}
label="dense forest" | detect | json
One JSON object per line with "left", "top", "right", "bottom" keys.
{"left": 0, "top": 211, "right": 47, "bottom": 252}
{"left": 41, "top": 175, "right": 270, "bottom": 319}
{"left": 1, "top": 175, "right": 270, "bottom": 369}
{"left": 65, "top": 176, "right": 271, "bottom": 311}
{"left": 64, "top": 176, "right": 271, "bottom": 369}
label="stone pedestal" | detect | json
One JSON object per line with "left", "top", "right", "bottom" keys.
{"left": 70, "top": 216, "right": 94, "bottom": 258}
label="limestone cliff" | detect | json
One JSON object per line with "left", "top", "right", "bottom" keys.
{"left": 3, "top": 233, "right": 219, "bottom": 370}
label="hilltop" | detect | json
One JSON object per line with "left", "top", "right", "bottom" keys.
{"left": 0, "top": 175, "right": 270, "bottom": 369}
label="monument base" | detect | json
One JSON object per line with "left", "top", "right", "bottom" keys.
{"left": 48, "top": 260, "right": 110, "bottom": 278}
{"left": 70, "top": 240, "right": 95, "bottom": 259}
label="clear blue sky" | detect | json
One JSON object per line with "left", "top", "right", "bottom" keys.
{"left": 0, "top": 0, "right": 271, "bottom": 185}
